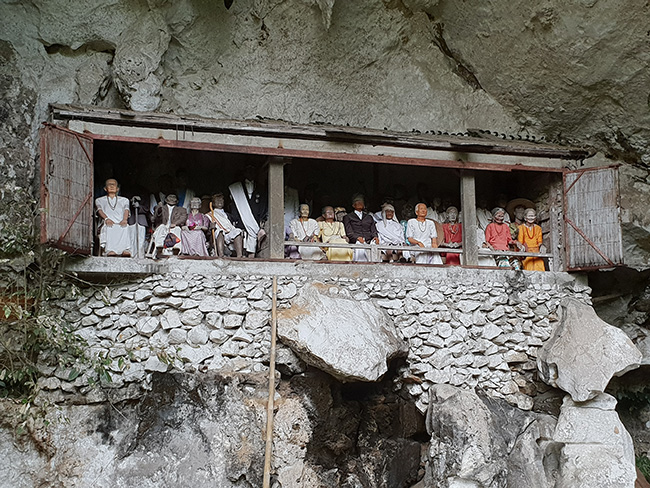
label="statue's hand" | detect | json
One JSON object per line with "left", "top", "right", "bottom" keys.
{"left": 120, "top": 219, "right": 128, "bottom": 227}
{"left": 540, "top": 244, "right": 547, "bottom": 254}
{"left": 182, "top": 225, "right": 189, "bottom": 231}
{"left": 105, "top": 219, "right": 114, "bottom": 227}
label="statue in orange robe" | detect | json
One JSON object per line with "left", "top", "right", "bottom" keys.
{"left": 517, "top": 208, "right": 545, "bottom": 271}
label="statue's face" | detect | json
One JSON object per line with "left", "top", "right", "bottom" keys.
{"left": 352, "top": 200, "right": 365, "bottom": 211}
{"left": 525, "top": 209, "right": 536, "bottom": 224}
{"left": 493, "top": 210, "right": 505, "bottom": 224}
{"left": 323, "top": 207, "right": 334, "bottom": 220}
{"left": 432, "top": 197, "right": 442, "bottom": 207}
{"left": 415, "top": 203, "right": 428, "bottom": 218}
{"left": 299, "top": 204, "right": 310, "bottom": 218}
{"left": 212, "top": 195, "right": 225, "bottom": 209}
{"left": 335, "top": 211, "right": 346, "bottom": 222}
{"left": 447, "top": 208, "right": 458, "bottom": 222}
{"left": 385, "top": 209, "right": 395, "bottom": 220}
{"left": 190, "top": 198, "right": 201, "bottom": 210}
{"left": 514, "top": 205, "right": 526, "bottom": 220}
{"left": 105, "top": 179, "right": 118, "bottom": 195}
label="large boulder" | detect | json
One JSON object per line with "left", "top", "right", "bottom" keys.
{"left": 277, "top": 282, "right": 407, "bottom": 382}
{"left": 553, "top": 393, "right": 636, "bottom": 488}
{"left": 537, "top": 299, "right": 642, "bottom": 402}
{"left": 423, "top": 384, "right": 558, "bottom": 488}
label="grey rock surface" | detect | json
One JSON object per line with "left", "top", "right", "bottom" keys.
{"left": 553, "top": 393, "right": 636, "bottom": 488}
{"left": 277, "top": 282, "right": 407, "bottom": 382}
{"left": 537, "top": 298, "right": 642, "bottom": 402}
{"left": 0, "top": 373, "right": 267, "bottom": 488}
{"left": 423, "top": 384, "right": 558, "bottom": 488}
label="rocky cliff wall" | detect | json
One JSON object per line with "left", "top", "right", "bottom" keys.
{"left": 1, "top": 0, "right": 650, "bottom": 265}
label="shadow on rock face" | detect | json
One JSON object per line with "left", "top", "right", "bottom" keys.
{"left": 289, "top": 363, "right": 427, "bottom": 488}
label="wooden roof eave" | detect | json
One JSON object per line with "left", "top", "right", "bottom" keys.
{"left": 49, "top": 103, "right": 590, "bottom": 161}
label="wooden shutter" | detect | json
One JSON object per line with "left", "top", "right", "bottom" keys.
{"left": 564, "top": 166, "right": 622, "bottom": 270}
{"left": 40, "top": 124, "right": 94, "bottom": 254}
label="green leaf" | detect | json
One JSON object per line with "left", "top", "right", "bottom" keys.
{"left": 101, "top": 370, "right": 112, "bottom": 383}
{"left": 68, "top": 369, "right": 80, "bottom": 381}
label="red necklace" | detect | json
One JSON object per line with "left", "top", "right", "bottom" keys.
{"left": 524, "top": 224, "right": 536, "bottom": 240}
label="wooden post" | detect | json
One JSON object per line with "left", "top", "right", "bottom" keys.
{"left": 268, "top": 157, "right": 287, "bottom": 259}
{"left": 549, "top": 175, "right": 565, "bottom": 271}
{"left": 461, "top": 169, "right": 478, "bottom": 266}
{"left": 263, "top": 277, "right": 279, "bottom": 488}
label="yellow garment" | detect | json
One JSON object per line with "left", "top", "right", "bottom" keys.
{"left": 319, "top": 221, "right": 353, "bottom": 261}
{"left": 517, "top": 224, "right": 545, "bottom": 271}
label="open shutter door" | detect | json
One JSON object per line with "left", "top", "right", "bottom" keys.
{"left": 40, "top": 124, "right": 94, "bottom": 254}
{"left": 564, "top": 166, "right": 622, "bottom": 270}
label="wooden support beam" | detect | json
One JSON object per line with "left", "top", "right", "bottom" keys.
{"left": 461, "top": 170, "right": 478, "bottom": 266}
{"left": 549, "top": 177, "right": 565, "bottom": 271}
{"left": 268, "top": 157, "right": 287, "bottom": 259}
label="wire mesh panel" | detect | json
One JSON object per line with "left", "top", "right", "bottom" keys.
{"left": 564, "top": 167, "right": 622, "bottom": 270}
{"left": 40, "top": 124, "right": 94, "bottom": 254}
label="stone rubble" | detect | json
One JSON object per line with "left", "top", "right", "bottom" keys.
{"left": 42, "top": 268, "right": 591, "bottom": 413}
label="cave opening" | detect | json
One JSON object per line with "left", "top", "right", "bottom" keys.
{"left": 285, "top": 358, "right": 428, "bottom": 488}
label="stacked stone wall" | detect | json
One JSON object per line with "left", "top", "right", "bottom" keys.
{"left": 40, "top": 261, "right": 591, "bottom": 411}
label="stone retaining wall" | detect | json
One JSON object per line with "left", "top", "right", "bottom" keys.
{"left": 40, "top": 259, "right": 591, "bottom": 411}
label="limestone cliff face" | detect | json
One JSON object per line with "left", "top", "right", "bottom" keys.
{"left": 1, "top": 0, "right": 649, "bottom": 264}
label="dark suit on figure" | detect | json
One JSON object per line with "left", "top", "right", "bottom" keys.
{"left": 229, "top": 179, "right": 267, "bottom": 230}
{"left": 153, "top": 203, "right": 188, "bottom": 229}
{"left": 343, "top": 211, "right": 378, "bottom": 243}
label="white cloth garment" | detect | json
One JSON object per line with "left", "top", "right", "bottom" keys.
{"left": 289, "top": 218, "right": 325, "bottom": 260}
{"left": 476, "top": 227, "right": 497, "bottom": 267}
{"left": 153, "top": 204, "right": 182, "bottom": 252}
{"left": 207, "top": 208, "right": 242, "bottom": 245}
{"left": 229, "top": 181, "right": 259, "bottom": 253}
{"left": 129, "top": 223, "right": 147, "bottom": 258}
{"left": 96, "top": 195, "right": 131, "bottom": 255}
{"left": 476, "top": 207, "right": 492, "bottom": 231}
{"left": 406, "top": 218, "right": 443, "bottom": 264}
{"left": 377, "top": 212, "right": 410, "bottom": 260}
{"left": 427, "top": 207, "right": 445, "bottom": 224}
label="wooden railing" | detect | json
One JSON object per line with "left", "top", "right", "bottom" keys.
{"left": 284, "top": 241, "right": 553, "bottom": 267}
